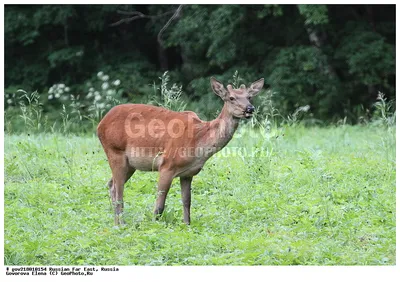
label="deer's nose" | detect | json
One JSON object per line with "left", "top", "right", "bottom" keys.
{"left": 246, "top": 105, "right": 255, "bottom": 113}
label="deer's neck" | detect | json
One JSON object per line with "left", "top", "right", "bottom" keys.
{"left": 201, "top": 103, "right": 239, "bottom": 152}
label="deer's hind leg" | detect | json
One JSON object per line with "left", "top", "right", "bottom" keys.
{"left": 105, "top": 149, "right": 135, "bottom": 225}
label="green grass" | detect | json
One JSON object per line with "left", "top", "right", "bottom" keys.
{"left": 4, "top": 125, "right": 395, "bottom": 265}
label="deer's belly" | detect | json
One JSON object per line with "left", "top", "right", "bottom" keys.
{"left": 125, "top": 149, "right": 163, "bottom": 171}
{"left": 175, "top": 158, "right": 207, "bottom": 177}
{"left": 125, "top": 148, "right": 209, "bottom": 176}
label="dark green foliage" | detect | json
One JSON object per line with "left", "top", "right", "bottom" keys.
{"left": 5, "top": 4, "right": 395, "bottom": 127}
{"left": 298, "top": 4, "right": 329, "bottom": 25}
{"left": 267, "top": 46, "right": 342, "bottom": 119}
{"left": 336, "top": 27, "right": 395, "bottom": 88}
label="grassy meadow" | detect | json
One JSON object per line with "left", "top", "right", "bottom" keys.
{"left": 4, "top": 124, "right": 395, "bottom": 265}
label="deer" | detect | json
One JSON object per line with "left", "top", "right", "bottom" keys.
{"left": 97, "top": 77, "right": 264, "bottom": 225}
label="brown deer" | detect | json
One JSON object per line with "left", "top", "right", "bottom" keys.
{"left": 97, "top": 77, "right": 264, "bottom": 225}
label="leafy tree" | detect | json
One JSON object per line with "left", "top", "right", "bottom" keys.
{"left": 4, "top": 4, "right": 396, "bottom": 124}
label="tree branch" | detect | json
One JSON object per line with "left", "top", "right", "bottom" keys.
{"left": 110, "top": 7, "right": 178, "bottom": 27}
{"left": 157, "top": 5, "right": 183, "bottom": 45}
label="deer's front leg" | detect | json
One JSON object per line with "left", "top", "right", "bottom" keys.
{"left": 180, "top": 176, "right": 193, "bottom": 225}
{"left": 154, "top": 170, "right": 174, "bottom": 220}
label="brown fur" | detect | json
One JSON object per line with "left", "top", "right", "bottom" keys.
{"left": 97, "top": 77, "right": 264, "bottom": 224}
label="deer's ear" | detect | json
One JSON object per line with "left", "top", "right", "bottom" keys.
{"left": 210, "top": 77, "right": 227, "bottom": 98}
{"left": 248, "top": 78, "right": 264, "bottom": 97}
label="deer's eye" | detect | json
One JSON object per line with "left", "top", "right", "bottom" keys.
{"left": 229, "top": 96, "right": 235, "bottom": 101}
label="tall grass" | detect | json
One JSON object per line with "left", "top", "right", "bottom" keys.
{"left": 17, "top": 90, "right": 47, "bottom": 133}
{"left": 372, "top": 92, "right": 396, "bottom": 128}
{"left": 152, "top": 71, "right": 187, "bottom": 112}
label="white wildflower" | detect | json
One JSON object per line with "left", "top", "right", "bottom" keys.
{"left": 65, "top": 87, "right": 70, "bottom": 92}
{"left": 98, "top": 103, "right": 105, "bottom": 109}
{"left": 48, "top": 95, "right": 53, "bottom": 100}
{"left": 55, "top": 93, "right": 60, "bottom": 98}
{"left": 87, "top": 93, "right": 93, "bottom": 98}
{"left": 48, "top": 87, "right": 54, "bottom": 94}
{"left": 113, "top": 79, "right": 121, "bottom": 86}
{"left": 94, "top": 91, "right": 100, "bottom": 96}
{"left": 101, "top": 82, "right": 109, "bottom": 90}
{"left": 89, "top": 87, "right": 94, "bottom": 92}
{"left": 102, "top": 75, "right": 109, "bottom": 81}
{"left": 7, "top": 99, "right": 12, "bottom": 104}
{"left": 107, "top": 89, "right": 113, "bottom": 96}
{"left": 97, "top": 71, "right": 104, "bottom": 78}
{"left": 95, "top": 95, "right": 101, "bottom": 101}
{"left": 59, "top": 84, "right": 65, "bottom": 88}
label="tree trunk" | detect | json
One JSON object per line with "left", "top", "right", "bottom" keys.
{"left": 157, "top": 42, "right": 168, "bottom": 71}
{"left": 305, "top": 26, "right": 338, "bottom": 80}
{"left": 64, "top": 21, "right": 69, "bottom": 46}
{"left": 365, "top": 5, "right": 376, "bottom": 31}
{"left": 368, "top": 84, "right": 377, "bottom": 100}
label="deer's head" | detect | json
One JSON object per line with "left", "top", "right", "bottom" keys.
{"left": 210, "top": 77, "right": 264, "bottom": 119}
